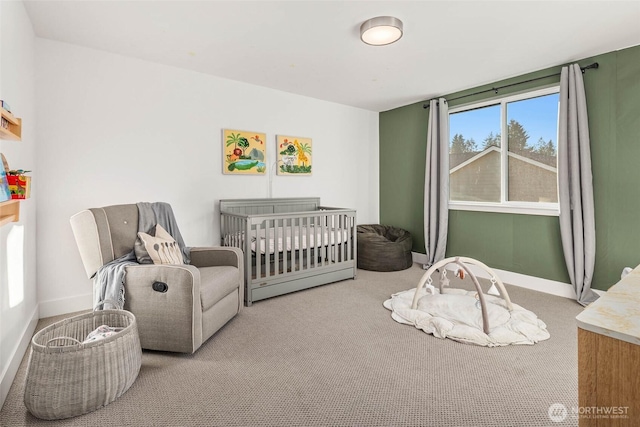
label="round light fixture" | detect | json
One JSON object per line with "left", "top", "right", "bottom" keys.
{"left": 360, "top": 16, "right": 403, "bottom": 46}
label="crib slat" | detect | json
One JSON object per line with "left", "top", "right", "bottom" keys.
{"left": 255, "top": 222, "right": 262, "bottom": 280}
{"left": 290, "top": 218, "right": 295, "bottom": 272}
{"left": 320, "top": 214, "right": 327, "bottom": 267}
{"left": 266, "top": 220, "right": 272, "bottom": 277}
{"left": 313, "top": 215, "right": 318, "bottom": 268}
{"left": 304, "top": 216, "right": 312, "bottom": 270}
{"left": 334, "top": 214, "right": 339, "bottom": 263}
{"left": 333, "top": 215, "right": 340, "bottom": 262}
{"left": 337, "top": 214, "right": 342, "bottom": 263}
{"left": 308, "top": 216, "right": 312, "bottom": 269}
{"left": 272, "top": 219, "right": 277, "bottom": 276}
{"left": 298, "top": 217, "right": 303, "bottom": 271}
{"left": 225, "top": 214, "right": 229, "bottom": 245}
{"left": 294, "top": 218, "right": 298, "bottom": 271}
{"left": 302, "top": 216, "right": 306, "bottom": 270}
{"left": 274, "top": 219, "right": 280, "bottom": 278}
{"left": 331, "top": 214, "right": 336, "bottom": 263}
{"left": 289, "top": 218, "right": 294, "bottom": 272}
{"left": 339, "top": 214, "right": 343, "bottom": 262}
{"left": 283, "top": 218, "right": 288, "bottom": 275}
{"left": 231, "top": 216, "right": 236, "bottom": 247}
{"left": 234, "top": 216, "right": 238, "bottom": 247}
{"left": 244, "top": 219, "right": 252, "bottom": 297}
{"left": 338, "top": 214, "right": 343, "bottom": 263}
{"left": 236, "top": 216, "right": 240, "bottom": 248}
{"left": 326, "top": 213, "right": 331, "bottom": 265}
{"left": 319, "top": 214, "right": 323, "bottom": 266}
{"left": 344, "top": 215, "right": 349, "bottom": 261}
{"left": 347, "top": 215, "right": 352, "bottom": 260}
{"left": 221, "top": 214, "right": 226, "bottom": 245}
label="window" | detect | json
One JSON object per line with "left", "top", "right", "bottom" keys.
{"left": 448, "top": 87, "right": 560, "bottom": 216}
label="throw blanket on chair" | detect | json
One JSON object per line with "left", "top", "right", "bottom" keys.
{"left": 93, "top": 202, "right": 191, "bottom": 309}
{"left": 137, "top": 202, "right": 190, "bottom": 264}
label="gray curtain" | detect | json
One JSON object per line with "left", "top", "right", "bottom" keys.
{"left": 558, "top": 64, "right": 599, "bottom": 306}
{"left": 424, "top": 98, "right": 449, "bottom": 266}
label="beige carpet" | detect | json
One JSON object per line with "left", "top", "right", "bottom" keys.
{"left": 0, "top": 264, "right": 583, "bottom": 426}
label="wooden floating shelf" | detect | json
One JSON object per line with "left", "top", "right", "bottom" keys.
{"left": 0, "top": 199, "right": 20, "bottom": 226}
{"left": 0, "top": 107, "right": 22, "bottom": 141}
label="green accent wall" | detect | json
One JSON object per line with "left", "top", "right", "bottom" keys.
{"left": 379, "top": 103, "right": 428, "bottom": 254}
{"left": 379, "top": 45, "right": 640, "bottom": 291}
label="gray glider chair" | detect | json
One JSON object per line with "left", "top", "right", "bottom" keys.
{"left": 70, "top": 203, "right": 243, "bottom": 353}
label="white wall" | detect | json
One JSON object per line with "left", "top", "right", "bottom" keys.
{"left": 36, "top": 39, "right": 379, "bottom": 316}
{"left": 0, "top": 0, "right": 38, "bottom": 409}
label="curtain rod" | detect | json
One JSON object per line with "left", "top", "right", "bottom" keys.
{"left": 422, "top": 62, "right": 599, "bottom": 109}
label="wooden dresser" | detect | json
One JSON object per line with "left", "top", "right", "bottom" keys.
{"left": 576, "top": 267, "right": 640, "bottom": 426}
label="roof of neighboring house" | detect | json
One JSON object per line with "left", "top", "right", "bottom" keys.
{"left": 450, "top": 146, "right": 501, "bottom": 173}
{"left": 450, "top": 146, "right": 557, "bottom": 174}
{"left": 519, "top": 151, "right": 557, "bottom": 167}
{"left": 450, "top": 151, "right": 482, "bottom": 169}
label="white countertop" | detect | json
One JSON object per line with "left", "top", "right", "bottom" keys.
{"left": 576, "top": 265, "right": 640, "bottom": 346}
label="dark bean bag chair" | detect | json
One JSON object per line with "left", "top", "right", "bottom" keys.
{"left": 357, "top": 224, "right": 413, "bottom": 272}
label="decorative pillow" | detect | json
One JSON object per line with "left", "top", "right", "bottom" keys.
{"left": 135, "top": 224, "right": 184, "bottom": 265}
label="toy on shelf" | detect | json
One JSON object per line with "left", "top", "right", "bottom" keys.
{"left": 7, "top": 169, "right": 31, "bottom": 199}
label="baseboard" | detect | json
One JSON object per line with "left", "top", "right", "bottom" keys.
{"left": 411, "top": 252, "right": 586, "bottom": 299}
{"left": 38, "top": 292, "right": 92, "bottom": 318}
{"left": 0, "top": 305, "right": 39, "bottom": 410}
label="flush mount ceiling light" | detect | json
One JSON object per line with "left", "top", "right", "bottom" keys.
{"left": 360, "top": 16, "right": 403, "bottom": 46}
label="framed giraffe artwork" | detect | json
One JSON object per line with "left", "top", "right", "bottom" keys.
{"left": 276, "top": 135, "right": 312, "bottom": 175}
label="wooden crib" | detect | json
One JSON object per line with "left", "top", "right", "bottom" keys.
{"left": 220, "top": 198, "right": 357, "bottom": 306}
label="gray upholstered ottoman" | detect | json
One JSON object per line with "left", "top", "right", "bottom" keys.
{"left": 357, "top": 224, "right": 412, "bottom": 271}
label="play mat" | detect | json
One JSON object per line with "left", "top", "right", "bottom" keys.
{"left": 383, "top": 257, "right": 550, "bottom": 347}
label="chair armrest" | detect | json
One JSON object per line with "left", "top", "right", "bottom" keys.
{"left": 124, "top": 264, "right": 203, "bottom": 353}
{"left": 190, "top": 246, "right": 244, "bottom": 314}
{"left": 190, "top": 246, "right": 243, "bottom": 269}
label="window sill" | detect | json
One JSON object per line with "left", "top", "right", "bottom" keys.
{"left": 448, "top": 202, "right": 559, "bottom": 217}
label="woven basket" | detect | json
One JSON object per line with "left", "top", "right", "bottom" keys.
{"left": 23, "top": 305, "right": 142, "bottom": 420}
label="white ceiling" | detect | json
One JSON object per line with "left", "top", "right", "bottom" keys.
{"left": 23, "top": 1, "right": 640, "bottom": 112}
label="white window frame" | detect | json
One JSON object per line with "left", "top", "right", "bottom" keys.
{"left": 448, "top": 86, "right": 560, "bottom": 217}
